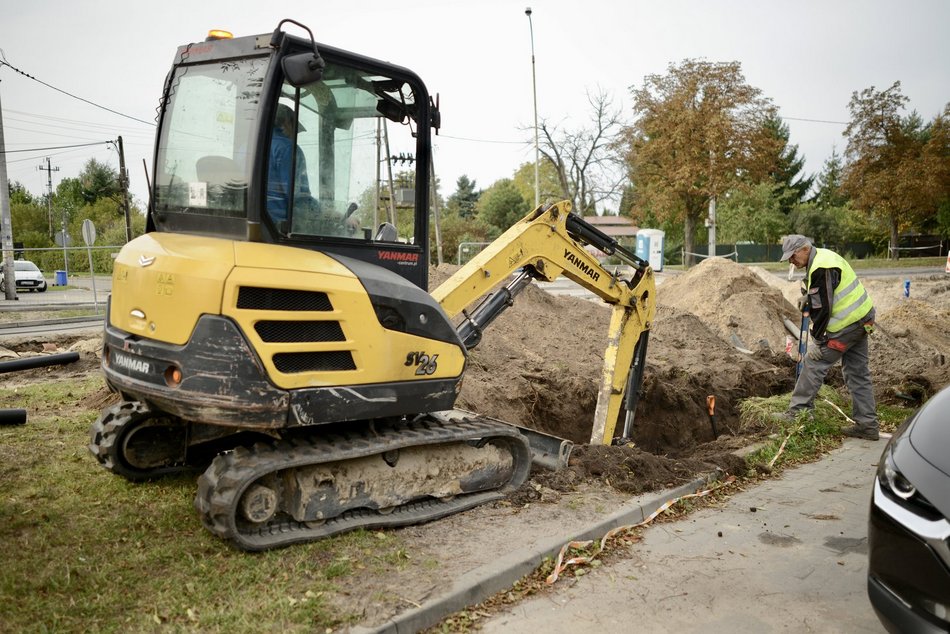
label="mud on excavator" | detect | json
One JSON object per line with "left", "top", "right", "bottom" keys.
{"left": 89, "top": 20, "right": 657, "bottom": 551}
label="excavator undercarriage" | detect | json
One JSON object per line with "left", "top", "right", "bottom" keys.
{"left": 90, "top": 401, "right": 533, "bottom": 551}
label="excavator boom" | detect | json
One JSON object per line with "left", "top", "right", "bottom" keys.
{"left": 433, "top": 200, "right": 656, "bottom": 444}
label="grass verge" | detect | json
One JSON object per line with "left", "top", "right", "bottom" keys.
{"left": 0, "top": 378, "right": 432, "bottom": 632}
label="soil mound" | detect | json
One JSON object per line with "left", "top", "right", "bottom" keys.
{"left": 433, "top": 260, "right": 792, "bottom": 456}
{"left": 657, "top": 257, "right": 795, "bottom": 353}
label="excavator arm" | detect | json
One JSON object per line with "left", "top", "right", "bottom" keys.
{"left": 431, "top": 201, "right": 657, "bottom": 446}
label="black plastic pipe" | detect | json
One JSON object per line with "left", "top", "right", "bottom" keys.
{"left": 0, "top": 409, "right": 27, "bottom": 426}
{"left": 0, "top": 352, "right": 80, "bottom": 374}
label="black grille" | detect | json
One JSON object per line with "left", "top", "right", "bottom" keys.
{"left": 255, "top": 321, "right": 345, "bottom": 343}
{"left": 237, "top": 287, "right": 332, "bottom": 311}
{"left": 273, "top": 351, "right": 356, "bottom": 373}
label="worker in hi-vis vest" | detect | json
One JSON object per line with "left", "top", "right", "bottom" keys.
{"left": 775, "top": 234, "right": 879, "bottom": 440}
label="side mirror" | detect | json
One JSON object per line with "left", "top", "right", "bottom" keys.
{"left": 282, "top": 52, "right": 324, "bottom": 87}
{"left": 271, "top": 19, "right": 326, "bottom": 87}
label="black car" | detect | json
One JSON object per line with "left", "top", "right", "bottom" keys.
{"left": 868, "top": 384, "right": 950, "bottom": 633}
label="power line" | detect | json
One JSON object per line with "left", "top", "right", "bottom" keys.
{"left": 0, "top": 140, "right": 112, "bottom": 154}
{"left": 438, "top": 133, "right": 528, "bottom": 145}
{"left": 4, "top": 115, "right": 152, "bottom": 140}
{"left": 2, "top": 124, "right": 128, "bottom": 145}
{"left": 0, "top": 58, "right": 155, "bottom": 127}
{"left": 4, "top": 144, "right": 113, "bottom": 164}
{"left": 784, "top": 116, "right": 848, "bottom": 126}
{"left": 4, "top": 108, "right": 153, "bottom": 132}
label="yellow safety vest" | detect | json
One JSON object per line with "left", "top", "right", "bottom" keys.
{"left": 807, "top": 248, "right": 873, "bottom": 333}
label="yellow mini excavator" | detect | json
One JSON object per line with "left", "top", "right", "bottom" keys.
{"left": 89, "top": 20, "right": 656, "bottom": 550}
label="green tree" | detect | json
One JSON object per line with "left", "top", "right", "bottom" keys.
{"left": 8, "top": 181, "right": 34, "bottom": 206}
{"left": 919, "top": 104, "right": 950, "bottom": 238}
{"left": 623, "top": 59, "right": 780, "bottom": 265}
{"left": 429, "top": 209, "right": 494, "bottom": 265}
{"left": 511, "top": 161, "right": 560, "bottom": 208}
{"left": 476, "top": 179, "right": 530, "bottom": 232}
{"left": 812, "top": 147, "right": 849, "bottom": 209}
{"left": 10, "top": 197, "right": 50, "bottom": 247}
{"left": 716, "top": 182, "right": 789, "bottom": 244}
{"left": 445, "top": 175, "right": 480, "bottom": 218}
{"left": 842, "top": 82, "right": 947, "bottom": 259}
{"left": 764, "top": 114, "right": 814, "bottom": 212}
{"left": 78, "top": 158, "right": 121, "bottom": 204}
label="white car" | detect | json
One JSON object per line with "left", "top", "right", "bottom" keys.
{"left": 0, "top": 260, "right": 48, "bottom": 293}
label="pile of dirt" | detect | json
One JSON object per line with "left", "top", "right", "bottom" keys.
{"left": 658, "top": 257, "right": 793, "bottom": 353}
{"left": 433, "top": 259, "right": 793, "bottom": 457}
{"left": 432, "top": 258, "right": 950, "bottom": 489}
{"left": 452, "top": 289, "right": 775, "bottom": 492}
{"left": 0, "top": 336, "right": 102, "bottom": 388}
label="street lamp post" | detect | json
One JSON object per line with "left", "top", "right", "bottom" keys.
{"left": 525, "top": 7, "right": 539, "bottom": 209}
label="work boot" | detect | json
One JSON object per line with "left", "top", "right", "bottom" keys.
{"left": 841, "top": 425, "right": 879, "bottom": 441}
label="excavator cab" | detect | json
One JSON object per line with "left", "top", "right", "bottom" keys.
{"left": 151, "top": 21, "right": 435, "bottom": 288}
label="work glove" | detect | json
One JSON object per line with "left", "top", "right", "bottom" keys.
{"left": 797, "top": 294, "right": 809, "bottom": 312}
{"left": 806, "top": 343, "right": 823, "bottom": 362}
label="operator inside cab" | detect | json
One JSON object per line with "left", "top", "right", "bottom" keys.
{"left": 267, "top": 102, "right": 311, "bottom": 224}
{"left": 265, "top": 95, "right": 360, "bottom": 238}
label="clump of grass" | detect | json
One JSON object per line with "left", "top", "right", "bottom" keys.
{"left": 876, "top": 403, "right": 912, "bottom": 434}
{"left": 739, "top": 385, "right": 913, "bottom": 472}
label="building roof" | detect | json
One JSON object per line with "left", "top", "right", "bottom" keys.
{"left": 583, "top": 215, "right": 637, "bottom": 226}
{"left": 582, "top": 215, "right": 638, "bottom": 237}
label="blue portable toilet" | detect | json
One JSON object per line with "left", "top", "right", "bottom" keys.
{"left": 635, "top": 229, "right": 665, "bottom": 271}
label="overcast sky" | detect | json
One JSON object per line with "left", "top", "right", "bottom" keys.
{"left": 2, "top": 0, "right": 948, "bottom": 214}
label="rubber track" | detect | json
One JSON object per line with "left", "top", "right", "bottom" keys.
{"left": 88, "top": 401, "right": 191, "bottom": 481}
{"left": 194, "top": 415, "right": 532, "bottom": 551}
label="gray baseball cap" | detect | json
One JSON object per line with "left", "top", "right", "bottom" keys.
{"left": 780, "top": 234, "right": 812, "bottom": 261}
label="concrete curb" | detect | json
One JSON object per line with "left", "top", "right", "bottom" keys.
{"left": 0, "top": 314, "right": 104, "bottom": 330}
{"left": 354, "top": 471, "right": 722, "bottom": 634}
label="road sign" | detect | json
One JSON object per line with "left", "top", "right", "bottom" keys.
{"left": 81, "top": 219, "right": 97, "bottom": 246}
{"left": 81, "top": 218, "right": 100, "bottom": 314}
{"left": 54, "top": 231, "right": 71, "bottom": 247}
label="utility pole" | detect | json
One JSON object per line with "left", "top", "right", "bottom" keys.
{"left": 525, "top": 7, "right": 540, "bottom": 209}
{"left": 382, "top": 119, "right": 397, "bottom": 226}
{"left": 1, "top": 79, "right": 17, "bottom": 300}
{"left": 429, "top": 152, "right": 443, "bottom": 266}
{"left": 707, "top": 195, "right": 717, "bottom": 258}
{"left": 117, "top": 136, "right": 133, "bottom": 242}
{"left": 37, "top": 157, "right": 59, "bottom": 238}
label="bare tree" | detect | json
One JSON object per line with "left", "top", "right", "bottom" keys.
{"left": 534, "top": 88, "right": 626, "bottom": 215}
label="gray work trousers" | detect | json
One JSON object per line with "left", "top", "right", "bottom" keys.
{"left": 789, "top": 325, "right": 878, "bottom": 431}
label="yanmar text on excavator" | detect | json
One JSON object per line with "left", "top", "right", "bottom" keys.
{"left": 89, "top": 20, "right": 657, "bottom": 550}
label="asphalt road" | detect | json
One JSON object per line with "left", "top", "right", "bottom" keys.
{"left": 0, "top": 275, "right": 107, "bottom": 338}
{"left": 479, "top": 437, "right": 890, "bottom": 633}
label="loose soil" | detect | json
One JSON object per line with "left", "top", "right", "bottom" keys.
{"left": 2, "top": 258, "right": 948, "bottom": 630}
